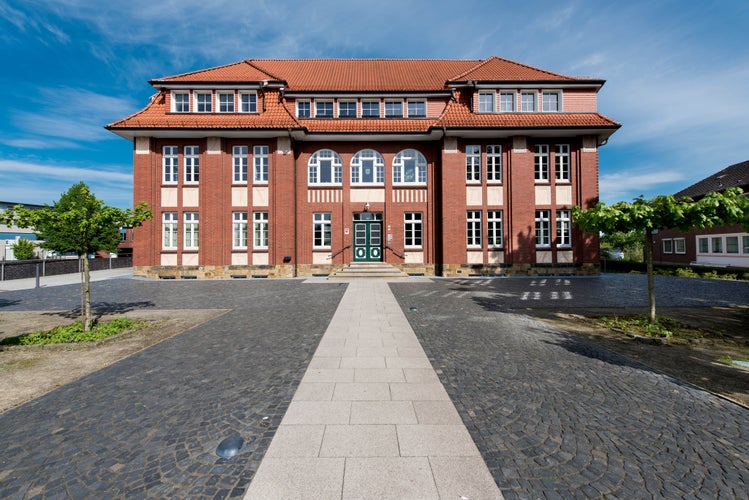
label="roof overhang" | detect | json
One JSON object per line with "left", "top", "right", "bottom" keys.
{"left": 106, "top": 128, "right": 298, "bottom": 141}
{"left": 441, "top": 125, "right": 620, "bottom": 143}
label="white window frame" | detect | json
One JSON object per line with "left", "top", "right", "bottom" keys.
{"left": 467, "top": 210, "right": 482, "bottom": 248}
{"left": 407, "top": 100, "right": 426, "bottom": 117}
{"left": 743, "top": 235, "right": 749, "bottom": 254}
{"left": 232, "top": 212, "right": 248, "bottom": 249}
{"left": 315, "top": 100, "right": 334, "bottom": 118}
{"left": 726, "top": 235, "right": 739, "bottom": 254}
{"left": 195, "top": 91, "right": 212, "bottom": 113}
{"left": 162, "top": 146, "right": 178, "bottom": 184}
{"left": 535, "top": 210, "right": 551, "bottom": 248}
{"left": 183, "top": 212, "right": 199, "bottom": 250}
{"left": 478, "top": 91, "right": 495, "bottom": 113}
{"left": 487, "top": 145, "right": 502, "bottom": 183}
{"left": 172, "top": 91, "right": 190, "bottom": 112}
{"left": 239, "top": 91, "right": 257, "bottom": 113}
{"left": 662, "top": 239, "right": 673, "bottom": 254}
{"left": 534, "top": 145, "right": 550, "bottom": 182}
{"left": 556, "top": 210, "right": 571, "bottom": 247}
{"left": 487, "top": 210, "right": 503, "bottom": 248}
{"left": 521, "top": 91, "right": 537, "bottom": 112}
{"left": 466, "top": 145, "right": 481, "bottom": 183}
{"left": 338, "top": 100, "right": 357, "bottom": 118}
{"left": 697, "top": 236, "right": 709, "bottom": 254}
{"left": 217, "top": 91, "right": 235, "bottom": 113}
{"left": 162, "top": 212, "right": 178, "bottom": 250}
{"left": 351, "top": 149, "right": 385, "bottom": 185}
{"left": 296, "top": 100, "right": 311, "bottom": 118}
{"left": 393, "top": 149, "right": 427, "bottom": 185}
{"left": 308, "top": 149, "right": 343, "bottom": 186}
{"left": 254, "top": 145, "right": 269, "bottom": 184}
{"left": 361, "top": 100, "right": 380, "bottom": 118}
{"left": 313, "top": 212, "right": 332, "bottom": 249}
{"left": 384, "top": 100, "right": 404, "bottom": 118}
{"left": 555, "top": 144, "right": 570, "bottom": 182}
{"left": 184, "top": 146, "right": 199, "bottom": 184}
{"left": 404, "top": 212, "right": 423, "bottom": 248}
{"left": 253, "top": 211, "right": 268, "bottom": 249}
{"left": 542, "top": 91, "right": 561, "bottom": 112}
{"left": 499, "top": 91, "right": 515, "bottom": 112}
{"left": 233, "top": 146, "right": 248, "bottom": 184}
{"left": 674, "top": 238, "right": 686, "bottom": 254}
{"left": 711, "top": 236, "right": 723, "bottom": 253}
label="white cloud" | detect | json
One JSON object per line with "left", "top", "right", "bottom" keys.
{"left": 0, "top": 159, "right": 130, "bottom": 183}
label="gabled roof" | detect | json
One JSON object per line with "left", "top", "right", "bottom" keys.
{"left": 675, "top": 160, "right": 749, "bottom": 199}
{"left": 150, "top": 60, "right": 281, "bottom": 84}
{"left": 447, "top": 55, "right": 588, "bottom": 83}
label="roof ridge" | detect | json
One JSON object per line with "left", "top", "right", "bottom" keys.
{"left": 243, "top": 60, "right": 285, "bottom": 81}
{"left": 106, "top": 90, "right": 164, "bottom": 128}
{"left": 448, "top": 55, "right": 576, "bottom": 81}
{"left": 151, "top": 60, "right": 251, "bottom": 82}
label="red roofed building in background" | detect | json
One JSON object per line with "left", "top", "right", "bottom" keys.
{"left": 107, "top": 57, "right": 619, "bottom": 278}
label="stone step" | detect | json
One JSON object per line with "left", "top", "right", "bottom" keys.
{"left": 329, "top": 262, "right": 409, "bottom": 279}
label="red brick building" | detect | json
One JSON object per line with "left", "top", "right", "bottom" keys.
{"left": 107, "top": 57, "right": 619, "bottom": 278}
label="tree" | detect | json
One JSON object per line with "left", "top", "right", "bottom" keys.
{"left": 572, "top": 187, "right": 749, "bottom": 324}
{"left": 0, "top": 182, "right": 151, "bottom": 331}
{"left": 11, "top": 238, "right": 36, "bottom": 260}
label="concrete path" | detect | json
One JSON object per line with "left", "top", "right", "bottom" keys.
{"left": 0, "top": 268, "right": 132, "bottom": 292}
{"left": 245, "top": 280, "right": 502, "bottom": 499}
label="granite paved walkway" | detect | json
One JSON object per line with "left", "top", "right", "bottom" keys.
{"left": 244, "top": 279, "right": 502, "bottom": 499}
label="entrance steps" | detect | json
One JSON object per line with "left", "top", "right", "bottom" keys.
{"left": 328, "top": 262, "right": 409, "bottom": 279}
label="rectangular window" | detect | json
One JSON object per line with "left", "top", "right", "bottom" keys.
{"left": 233, "top": 146, "right": 248, "bottom": 183}
{"left": 499, "top": 91, "right": 515, "bottom": 112}
{"left": 534, "top": 145, "right": 549, "bottom": 182}
{"left": 466, "top": 145, "right": 481, "bottom": 183}
{"left": 487, "top": 145, "right": 502, "bottom": 182}
{"left": 662, "top": 239, "right": 673, "bottom": 254}
{"left": 195, "top": 92, "right": 212, "bottom": 113}
{"left": 521, "top": 91, "right": 536, "bottom": 112}
{"left": 162, "top": 146, "right": 178, "bottom": 184}
{"left": 726, "top": 236, "right": 739, "bottom": 254}
{"left": 217, "top": 92, "right": 234, "bottom": 113}
{"left": 362, "top": 100, "right": 380, "bottom": 117}
{"left": 297, "top": 100, "right": 311, "bottom": 118}
{"left": 674, "top": 238, "right": 686, "bottom": 254}
{"left": 711, "top": 237, "right": 723, "bottom": 253}
{"left": 698, "top": 237, "right": 709, "bottom": 253}
{"left": 466, "top": 210, "right": 481, "bottom": 248}
{"left": 385, "top": 100, "right": 403, "bottom": 117}
{"left": 407, "top": 100, "right": 426, "bottom": 117}
{"left": 338, "top": 100, "right": 357, "bottom": 117}
{"left": 404, "top": 212, "right": 423, "bottom": 248}
{"left": 535, "top": 210, "right": 551, "bottom": 247}
{"left": 184, "top": 146, "right": 199, "bottom": 184}
{"left": 743, "top": 235, "right": 749, "bottom": 254}
{"left": 184, "top": 212, "right": 199, "bottom": 250}
{"left": 254, "top": 211, "right": 268, "bottom": 249}
{"left": 313, "top": 213, "right": 332, "bottom": 248}
{"left": 542, "top": 91, "right": 561, "bottom": 112}
{"left": 254, "top": 145, "right": 269, "bottom": 183}
{"left": 487, "top": 210, "right": 503, "bottom": 248}
{"left": 173, "top": 91, "right": 190, "bottom": 112}
{"left": 162, "top": 212, "right": 178, "bottom": 249}
{"left": 556, "top": 210, "right": 571, "bottom": 247}
{"left": 555, "top": 144, "right": 570, "bottom": 182}
{"left": 232, "top": 212, "right": 248, "bottom": 249}
{"left": 478, "top": 91, "right": 495, "bottom": 113}
{"left": 315, "top": 100, "right": 334, "bottom": 118}
{"left": 239, "top": 91, "right": 257, "bottom": 113}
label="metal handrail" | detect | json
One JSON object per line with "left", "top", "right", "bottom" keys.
{"left": 329, "top": 244, "right": 352, "bottom": 259}
{"left": 385, "top": 245, "right": 405, "bottom": 259}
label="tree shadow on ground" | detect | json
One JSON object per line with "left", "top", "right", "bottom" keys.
{"left": 42, "top": 301, "right": 156, "bottom": 319}
{"left": 0, "top": 298, "right": 21, "bottom": 308}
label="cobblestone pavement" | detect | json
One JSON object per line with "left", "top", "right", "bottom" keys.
{"left": 390, "top": 275, "right": 749, "bottom": 499}
{"left": 0, "top": 279, "right": 346, "bottom": 499}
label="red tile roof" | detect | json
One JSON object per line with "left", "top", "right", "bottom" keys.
{"left": 448, "top": 56, "right": 579, "bottom": 82}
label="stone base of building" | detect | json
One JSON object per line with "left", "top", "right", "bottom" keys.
{"left": 440, "top": 262, "right": 600, "bottom": 277}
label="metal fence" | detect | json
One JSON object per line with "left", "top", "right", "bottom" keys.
{"left": 0, "top": 256, "right": 132, "bottom": 281}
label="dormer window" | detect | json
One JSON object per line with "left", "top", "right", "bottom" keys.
{"left": 384, "top": 100, "right": 403, "bottom": 118}
{"left": 499, "top": 91, "right": 515, "bottom": 112}
{"left": 239, "top": 91, "right": 257, "bottom": 113}
{"left": 362, "top": 100, "right": 380, "bottom": 118}
{"left": 478, "top": 91, "right": 495, "bottom": 113}
{"left": 407, "top": 100, "right": 426, "bottom": 117}
{"left": 542, "top": 91, "right": 561, "bottom": 112}
{"left": 297, "top": 100, "right": 311, "bottom": 118}
{"left": 195, "top": 91, "right": 212, "bottom": 113}
{"left": 218, "top": 92, "right": 234, "bottom": 113}
{"left": 172, "top": 91, "right": 190, "bottom": 112}
{"left": 339, "top": 100, "right": 357, "bottom": 117}
{"left": 315, "top": 100, "right": 334, "bottom": 118}
{"left": 520, "top": 91, "right": 536, "bottom": 112}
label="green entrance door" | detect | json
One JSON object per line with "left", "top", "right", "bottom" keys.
{"left": 353, "top": 213, "right": 382, "bottom": 262}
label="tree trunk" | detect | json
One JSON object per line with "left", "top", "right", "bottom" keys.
{"left": 83, "top": 254, "right": 92, "bottom": 332}
{"left": 644, "top": 228, "right": 656, "bottom": 324}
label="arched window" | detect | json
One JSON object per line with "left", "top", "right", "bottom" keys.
{"left": 393, "top": 149, "right": 427, "bottom": 185}
{"left": 351, "top": 149, "right": 385, "bottom": 185}
{"left": 308, "top": 149, "right": 343, "bottom": 185}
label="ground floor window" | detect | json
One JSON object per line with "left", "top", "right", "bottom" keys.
{"left": 662, "top": 239, "right": 673, "bottom": 254}
{"left": 254, "top": 211, "right": 268, "bottom": 249}
{"left": 535, "top": 210, "right": 551, "bottom": 247}
{"left": 184, "top": 212, "right": 199, "bottom": 250}
{"left": 674, "top": 238, "right": 686, "bottom": 254}
{"left": 162, "top": 212, "right": 177, "bottom": 249}
{"left": 466, "top": 210, "right": 481, "bottom": 248}
{"left": 556, "top": 210, "right": 571, "bottom": 247}
{"left": 233, "top": 212, "right": 248, "bottom": 249}
{"left": 313, "top": 213, "right": 331, "bottom": 248}
{"left": 487, "top": 210, "right": 503, "bottom": 248}
{"left": 404, "top": 212, "right": 423, "bottom": 248}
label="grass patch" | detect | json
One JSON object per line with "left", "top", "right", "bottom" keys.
{"left": 0, "top": 318, "right": 147, "bottom": 346}
{"left": 0, "top": 359, "right": 37, "bottom": 371}
{"left": 718, "top": 355, "right": 749, "bottom": 366}
{"left": 598, "top": 315, "right": 714, "bottom": 339}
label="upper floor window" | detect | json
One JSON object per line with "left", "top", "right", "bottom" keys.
{"left": 407, "top": 100, "right": 426, "bottom": 117}
{"left": 362, "top": 100, "right": 380, "bottom": 118}
{"left": 478, "top": 91, "right": 495, "bottom": 113}
{"left": 239, "top": 91, "right": 257, "bottom": 113}
{"left": 163, "top": 146, "right": 178, "bottom": 184}
{"left": 315, "top": 100, "right": 334, "bottom": 118}
{"left": 218, "top": 92, "right": 235, "bottom": 113}
{"left": 233, "top": 146, "right": 248, "bottom": 184}
{"left": 184, "top": 146, "right": 199, "bottom": 184}
{"left": 351, "top": 149, "right": 385, "bottom": 185}
{"left": 487, "top": 145, "right": 502, "bottom": 182}
{"left": 308, "top": 149, "right": 343, "bottom": 185}
{"left": 339, "top": 100, "right": 357, "bottom": 118}
{"left": 499, "top": 91, "right": 515, "bottom": 112}
{"left": 555, "top": 144, "right": 570, "bottom": 182}
{"left": 254, "top": 145, "right": 269, "bottom": 184}
{"left": 542, "top": 91, "right": 561, "bottom": 112}
{"left": 172, "top": 91, "right": 190, "bottom": 112}
{"left": 534, "top": 144, "right": 549, "bottom": 182}
{"left": 520, "top": 91, "right": 536, "bottom": 112}
{"left": 195, "top": 92, "right": 212, "bottom": 113}
{"left": 385, "top": 100, "right": 403, "bottom": 118}
{"left": 393, "top": 149, "right": 427, "bottom": 185}
{"left": 297, "top": 100, "right": 311, "bottom": 118}
{"left": 466, "top": 145, "right": 481, "bottom": 183}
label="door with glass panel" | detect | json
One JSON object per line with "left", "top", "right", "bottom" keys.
{"left": 353, "top": 213, "right": 382, "bottom": 262}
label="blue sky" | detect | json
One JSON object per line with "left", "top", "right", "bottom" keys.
{"left": 1, "top": 0, "right": 747, "bottom": 208}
